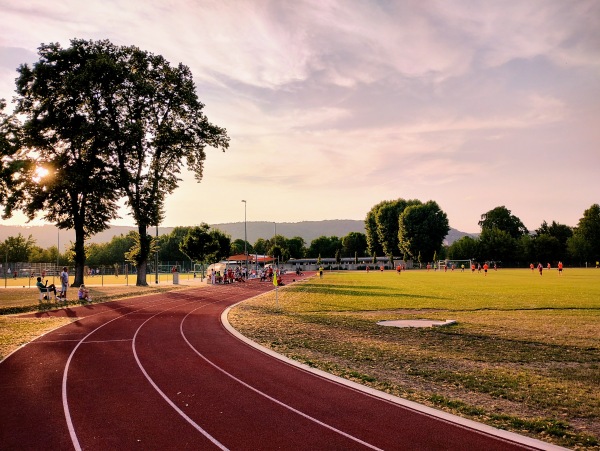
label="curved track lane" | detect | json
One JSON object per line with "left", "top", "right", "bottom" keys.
{"left": 0, "top": 274, "right": 563, "bottom": 450}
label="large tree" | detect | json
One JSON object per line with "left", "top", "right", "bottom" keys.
{"left": 478, "top": 228, "right": 517, "bottom": 264}
{"left": 375, "top": 200, "right": 413, "bottom": 256}
{"left": 231, "top": 239, "right": 253, "bottom": 256}
{"left": 12, "top": 41, "right": 126, "bottom": 285}
{"left": 253, "top": 238, "right": 269, "bottom": 255}
{"left": 534, "top": 220, "right": 573, "bottom": 264}
{"left": 14, "top": 39, "right": 229, "bottom": 286}
{"left": 341, "top": 231, "right": 368, "bottom": 258}
{"left": 478, "top": 206, "right": 528, "bottom": 239}
{"left": 568, "top": 204, "right": 600, "bottom": 264}
{"left": 0, "top": 100, "right": 27, "bottom": 216}
{"left": 307, "top": 236, "right": 342, "bottom": 259}
{"left": 91, "top": 39, "right": 229, "bottom": 285}
{"left": 0, "top": 234, "right": 37, "bottom": 263}
{"left": 365, "top": 203, "right": 385, "bottom": 256}
{"left": 158, "top": 227, "right": 193, "bottom": 262}
{"left": 447, "top": 235, "right": 479, "bottom": 261}
{"left": 180, "top": 224, "right": 219, "bottom": 265}
{"left": 285, "top": 236, "right": 306, "bottom": 259}
{"left": 398, "top": 201, "right": 450, "bottom": 262}
{"left": 208, "top": 229, "right": 232, "bottom": 263}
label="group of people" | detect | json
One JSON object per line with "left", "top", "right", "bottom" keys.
{"left": 36, "top": 266, "right": 91, "bottom": 302}
{"left": 530, "top": 262, "right": 564, "bottom": 275}
{"left": 210, "top": 266, "right": 247, "bottom": 284}
{"left": 36, "top": 266, "right": 70, "bottom": 302}
{"left": 207, "top": 265, "right": 289, "bottom": 285}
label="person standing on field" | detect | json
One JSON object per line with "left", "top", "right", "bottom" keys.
{"left": 59, "top": 266, "right": 69, "bottom": 301}
{"left": 558, "top": 261, "right": 563, "bottom": 275}
{"left": 537, "top": 263, "right": 543, "bottom": 276}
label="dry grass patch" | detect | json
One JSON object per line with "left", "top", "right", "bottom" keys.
{"left": 0, "top": 316, "right": 73, "bottom": 359}
{"left": 0, "top": 282, "right": 196, "bottom": 360}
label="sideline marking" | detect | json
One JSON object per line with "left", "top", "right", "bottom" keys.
{"left": 61, "top": 295, "right": 190, "bottom": 451}
{"left": 131, "top": 296, "right": 229, "bottom": 451}
{"left": 179, "top": 304, "right": 384, "bottom": 451}
{"left": 222, "top": 303, "right": 566, "bottom": 451}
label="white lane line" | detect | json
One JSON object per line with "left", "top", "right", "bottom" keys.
{"left": 179, "top": 305, "right": 384, "bottom": 451}
{"left": 221, "top": 305, "right": 567, "bottom": 451}
{"left": 131, "top": 297, "right": 230, "bottom": 451}
{"left": 62, "top": 296, "right": 188, "bottom": 451}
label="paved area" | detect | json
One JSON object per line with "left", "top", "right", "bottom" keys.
{"left": 377, "top": 319, "right": 458, "bottom": 328}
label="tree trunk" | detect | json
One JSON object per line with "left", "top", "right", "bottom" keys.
{"left": 136, "top": 225, "right": 150, "bottom": 286}
{"left": 72, "top": 222, "right": 86, "bottom": 287}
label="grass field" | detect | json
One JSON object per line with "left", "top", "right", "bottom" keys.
{"left": 0, "top": 271, "right": 197, "bottom": 290}
{"left": 228, "top": 268, "right": 600, "bottom": 449}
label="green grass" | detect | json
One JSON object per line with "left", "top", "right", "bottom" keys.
{"left": 229, "top": 268, "right": 600, "bottom": 449}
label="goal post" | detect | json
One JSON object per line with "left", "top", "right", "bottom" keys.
{"left": 438, "top": 259, "right": 472, "bottom": 271}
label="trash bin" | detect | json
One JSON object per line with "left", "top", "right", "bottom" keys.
{"left": 173, "top": 272, "right": 179, "bottom": 285}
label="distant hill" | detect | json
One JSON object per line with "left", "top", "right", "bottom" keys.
{"left": 0, "top": 220, "right": 475, "bottom": 250}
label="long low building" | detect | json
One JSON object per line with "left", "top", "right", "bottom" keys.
{"left": 285, "top": 257, "right": 412, "bottom": 271}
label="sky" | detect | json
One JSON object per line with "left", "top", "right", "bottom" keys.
{"left": 1, "top": 0, "right": 599, "bottom": 234}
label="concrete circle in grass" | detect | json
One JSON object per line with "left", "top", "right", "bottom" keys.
{"left": 377, "top": 319, "right": 457, "bottom": 328}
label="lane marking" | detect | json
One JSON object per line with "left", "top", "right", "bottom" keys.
{"left": 221, "top": 303, "right": 566, "bottom": 451}
{"left": 179, "top": 303, "right": 384, "bottom": 451}
{"left": 62, "top": 295, "right": 190, "bottom": 451}
{"left": 131, "top": 296, "right": 230, "bottom": 451}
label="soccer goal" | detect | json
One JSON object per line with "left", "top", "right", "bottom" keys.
{"left": 438, "top": 259, "right": 472, "bottom": 271}
{"left": 158, "top": 264, "right": 181, "bottom": 273}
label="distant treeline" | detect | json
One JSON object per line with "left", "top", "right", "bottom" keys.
{"left": 1, "top": 203, "right": 598, "bottom": 268}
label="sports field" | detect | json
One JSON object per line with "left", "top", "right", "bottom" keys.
{"left": 229, "top": 268, "right": 600, "bottom": 449}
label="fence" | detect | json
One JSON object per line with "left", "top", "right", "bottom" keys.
{"left": 1, "top": 260, "right": 201, "bottom": 288}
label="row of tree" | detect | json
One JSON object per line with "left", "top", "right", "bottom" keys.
{"left": 0, "top": 39, "right": 229, "bottom": 286}
{"left": 2, "top": 203, "right": 599, "bottom": 269}
{"left": 0, "top": 226, "right": 370, "bottom": 268}
{"left": 365, "top": 199, "right": 450, "bottom": 263}
{"left": 447, "top": 204, "right": 600, "bottom": 266}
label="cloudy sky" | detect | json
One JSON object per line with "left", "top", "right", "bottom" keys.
{"left": 1, "top": 0, "right": 598, "bottom": 233}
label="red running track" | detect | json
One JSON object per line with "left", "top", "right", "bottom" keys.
{"left": 0, "top": 273, "right": 562, "bottom": 450}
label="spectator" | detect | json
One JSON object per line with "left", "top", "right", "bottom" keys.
{"left": 78, "top": 284, "right": 92, "bottom": 302}
{"left": 36, "top": 277, "right": 57, "bottom": 300}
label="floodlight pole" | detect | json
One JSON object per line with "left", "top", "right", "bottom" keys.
{"left": 155, "top": 225, "right": 159, "bottom": 284}
{"left": 242, "top": 200, "right": 247, "bottom": 279}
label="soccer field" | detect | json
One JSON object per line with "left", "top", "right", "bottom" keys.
{"left": 283, "top": 267, "right": 600, "bottom": 312}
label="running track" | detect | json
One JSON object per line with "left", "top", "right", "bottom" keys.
{"left": 0, "top": 274, "right": 563, "bottom": 450}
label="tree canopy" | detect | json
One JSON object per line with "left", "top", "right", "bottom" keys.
{"left": 180, "top": 224, "right": 218, "bottom": 264}
{"left": 568, "top": 204, "right": 600, "bottom": 263}
{"left": 478, "top": 206, "right": 528, "bottom": 239}
{"left": 13, "top": 42, "right": 123, "bottom": 285}
{"left": 6, "top": 39, "right": 230, "bottom": 286}
{"left": 0, "top": 100, "right": 27, "bottom": 216}
{"left": 375, "top": 199, "right": 421, "bottom": 257}
{"left": 341, "top": 231, "right": 368, "bottom": 258}
{"left": 398, "top": 201, "right": 449, "bottom": 262}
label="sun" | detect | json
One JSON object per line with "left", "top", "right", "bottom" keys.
{"left": 33, "top": 166, "right": 50, "bottom": 183}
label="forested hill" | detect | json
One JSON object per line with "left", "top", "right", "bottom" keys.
{"left": 0, "top": 220, "right": 475, "bottom": 250}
